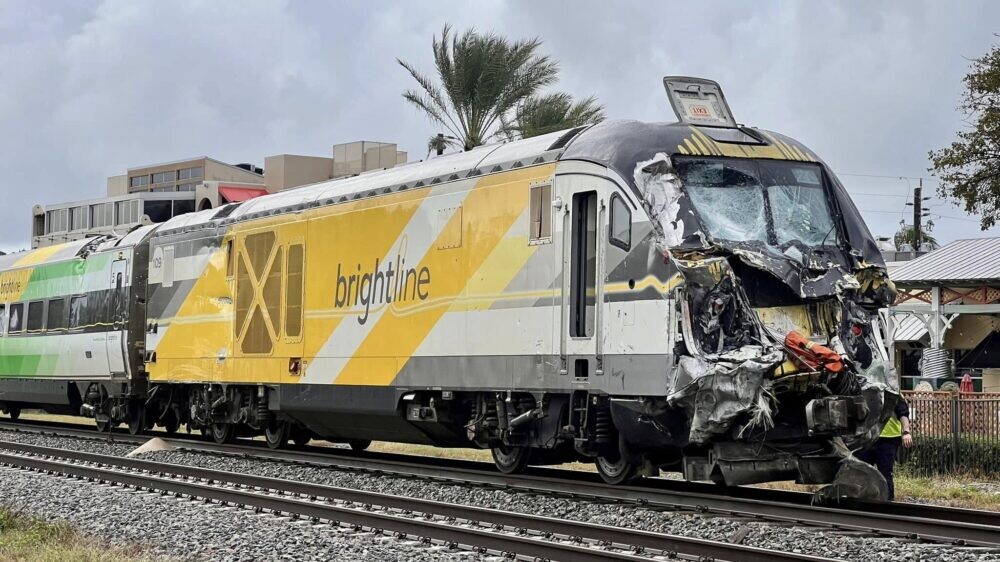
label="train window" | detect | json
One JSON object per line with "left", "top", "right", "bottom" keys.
{"left": 7, "top": 303, "right": 22, "bottom": 334}
{"left": 26, "top": 301, "right": 45, "bottom": 333}
{"left": 226, "top": 240, "right": 235, "bottom": 278}
{"left": 285, "top": 244, "right": 304, "bottom": 339}
{"left": 0, "top": 305, "right": 5, "bottom": 336}
{"left": 609, "top": 194, "right": 631, "bottom": 250}
{"left": 570, "top": 191, "right": 597, "bottom": 338}
{"left": 529, "top": 182, "right": 552, "bottom": 243}
{"left": 46, "top": 298, "right": 66, "bottom": 332}
{"left": 69, "top": 295, "right": 89, "bottom": 329}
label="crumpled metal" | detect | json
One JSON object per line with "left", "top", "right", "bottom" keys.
{"left": 667, "top": 346, "right": 784, "bottom": 444}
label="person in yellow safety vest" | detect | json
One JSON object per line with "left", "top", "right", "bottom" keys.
{"left": 859, "top": 398, "right": 913, "bottom": 500}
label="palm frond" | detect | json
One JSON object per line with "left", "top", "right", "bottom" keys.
{"left": 400, "top": 24, "right": 580, "bottom": 150}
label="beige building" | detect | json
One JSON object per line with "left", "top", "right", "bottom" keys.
{"left": 31, "top": 141, "right": 408, "bottom": 249}
{"left": 266, "top": 141, "right": 407, "bottom": 192}
{"left": 32, "top": 157, "right": 265, "bottom": 249}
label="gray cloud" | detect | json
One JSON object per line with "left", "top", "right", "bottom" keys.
{"left": 1, "top": 0, "right": 997, "bottom": 250}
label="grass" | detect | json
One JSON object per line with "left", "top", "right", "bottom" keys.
{"left": 0, "top": 508, "right": 153, "bottom": 561}
{"left": 893, "top": 472, "right": 1000, "bottom": 510}
{"left": 752, "top": 472, "right": 1000, "bottom": 511}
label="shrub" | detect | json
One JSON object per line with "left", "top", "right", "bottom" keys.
{"left": 898, "top": 435, "right": 1000, "bottom": 477}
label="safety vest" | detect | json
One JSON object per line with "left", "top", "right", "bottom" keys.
{"left": 881, "top": 415, "right": 902, "bottom": 438}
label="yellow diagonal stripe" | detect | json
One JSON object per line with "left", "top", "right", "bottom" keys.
{"left": 333, "top": 164, "right": 555, "bottom": 386}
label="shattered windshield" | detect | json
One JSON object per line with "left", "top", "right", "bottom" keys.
{"left": 674, "top": 157, "right": 838, "bottom": 247}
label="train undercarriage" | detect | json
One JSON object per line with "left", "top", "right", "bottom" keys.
{"left": 66, "top": 372, "right": 886, "bottom": 501}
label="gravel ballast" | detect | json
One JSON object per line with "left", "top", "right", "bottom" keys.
{"left": 0, "top": 428, "right": 997, "bottom": 562}
{"left": 0, "top": 433, "right": 487, "bottom": 561}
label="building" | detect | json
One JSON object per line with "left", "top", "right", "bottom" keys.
{"left": 30, "top": 142, "right": 407, "bottom": 249}
{"left": 888, "top": 237, "right": 1000, "bottom": 392}
{"left": 33, "top": 157, "right": 265, "bottom": 249}
{"left": 265, "top": 141, "right": 407, "bottom": 193}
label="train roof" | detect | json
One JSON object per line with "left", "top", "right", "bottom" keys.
{"left": 152, "top": 120, "right": 828, "bottom": 238}
{"left": 0, "top": 225, "right": 157, "bottom": 272}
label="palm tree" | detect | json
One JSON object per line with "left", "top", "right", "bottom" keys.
{"left": 399, "top": 25, "right": 558, "bottom": 151}
{"left": 502, "top": 92, "right": 605, "bottom": 139}
{"left": 894, "top": 222, "right": 939, "bottom": 250}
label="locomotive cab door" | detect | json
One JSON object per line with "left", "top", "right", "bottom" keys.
{"left": 556, "top": 175, "right": 605, "bottom": 381}
{"left": 106, "top": 256, "right": 129, "bottom": 377}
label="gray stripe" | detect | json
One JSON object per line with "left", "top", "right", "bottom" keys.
{"left": 393, "top": 353, "right": 672, "bottom": 396}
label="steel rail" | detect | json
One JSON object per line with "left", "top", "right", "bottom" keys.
{"left": 1, "top": 419, "right": 997, "bottom": 548}
{"left": 0, "top": 441, "right": 834, "bottom": 562}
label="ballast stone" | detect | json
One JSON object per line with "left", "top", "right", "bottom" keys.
{"left": 126, "top": 437, "right": 175, "bottom": 458}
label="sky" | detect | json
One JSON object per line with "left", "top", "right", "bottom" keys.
{"left": 1, "top": 0, "right": 998, "bottom": 251}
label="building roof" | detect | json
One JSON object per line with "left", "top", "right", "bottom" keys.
{"left": 891, "top": 237, "right": 1000, "bottom": 286}
{"left": 126, "top": 156, "right": 262, "bottom": 177}
{"left": 892, "top": 313, "right": 929, "bottom": 343}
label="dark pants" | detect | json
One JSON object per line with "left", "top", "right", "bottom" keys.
{"left": 859, "top": 438, "right": 901, "bottom": 500}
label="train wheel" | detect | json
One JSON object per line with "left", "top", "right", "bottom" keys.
{"left": 161, "top": 410, "right": 180, "bottom": 435}
{"left": 595, "top": 454, "right": 639, "bottom": 485}
{"left": 595, "top": 436, "right": 640, "bottom": 485}
{"left": 290, "top": 426, "right": 312, "bottom": 447}
{"left": 264, "top": 421, "right": 290, "bottom": 450}
{"left": 210, "top": 423, "right": 235, "bottom": 444}
{"left": 348, "top": 439, "right": 371, "bottom": 452}
{"left": 127, "top": 407, "right": 145, "bottom": 436}
{"left": 491, "top": 444, "right": 530, "bottom": 474}
{"left": 6, "top": 407, "right": 19, "bottom": 421}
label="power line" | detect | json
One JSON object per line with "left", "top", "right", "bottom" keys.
{"left": 836, "top": 172, "right": 938, "bottom": 182}
{"left": 858, "top": 209, "right": 982, "bottom": 223}
{"left": 930, "top": 213, "right": 981, "bottom": 223}
{"left": 850, "top": 192, "right": 910, "bottom": 199}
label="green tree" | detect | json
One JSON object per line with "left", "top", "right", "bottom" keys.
{"left": 501, "top": 92, "right": 605, "bottom": 140}
{"left": 893, "top": 221, "right": 938, "bottom": 251}
{"left": 929, "top": 43, "right": 1000, "bottom": 229}
{"left": 399, "top": 25, "right": 558, "bottom": 151}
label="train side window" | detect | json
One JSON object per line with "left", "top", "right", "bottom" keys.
{"left": 285, "top": 243, "right": 304, "bottom": 339}
{"left": 609, "top": 194, "right": 631, "bottom": 251}
{"left": 46, "top": 298, "right": 66, "bottom": 332}
{"left": 69, "top": 295, "right": 89, "bottom": 329}
{"left": 529, "top": 181, "right": 552, "bottom": 244}
{"left": 225, "top": 240, "right": 235, "bottom": 278}
{"left": 7, "top": 303, "right": 23, "bottom": 334}
{"left": 26, "top": 300, "right": 45, "bottom": 333}
{"left": 570, "top": 191, "right": 597, "bottom": 338}
{"left": 0, "top": 305, "right": 5, "bottom": 336}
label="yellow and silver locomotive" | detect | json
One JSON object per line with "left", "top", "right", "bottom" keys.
{"left": 0, "top": 78, "right": 899, "bottom": 499}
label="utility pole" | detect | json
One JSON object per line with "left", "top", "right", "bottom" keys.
{"left": 913, "top": 178, "right": 922, "bottom": 250}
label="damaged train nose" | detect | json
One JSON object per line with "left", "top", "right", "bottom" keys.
{"left": 668, "top": 258, "right": 893, "bottom": 501}
{"left": 623, "top": 151, "right": 899, "bottom": 501}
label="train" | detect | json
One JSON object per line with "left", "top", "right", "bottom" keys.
{"left": 0, "top": 78, "right": 899, "bottom": 499}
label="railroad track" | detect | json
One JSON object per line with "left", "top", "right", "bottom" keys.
{"left": 0, "top": 439, "right": 831, "bottom": 562}
{"left": 2, "top": 418, "right": 998, "bottom": 551}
